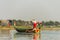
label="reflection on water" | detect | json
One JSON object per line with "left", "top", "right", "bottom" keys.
{"left": 0, "top": 30, "right": 40, "bottom": 40}
{"left": 14, "top": 32, "right": 40, "bottom": 40}
{"left": 33, "top": 33, "right": 40, "bottom": 40}
{"left": 14, "top": 33, "right": 33, "bottom": 40}
{"left": 0, "top": 30, "right": 11, "bottom": 40}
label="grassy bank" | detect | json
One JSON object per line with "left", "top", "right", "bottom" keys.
{"left": 41, "top": 27, "right": 60, "bottom": 30}
{"left": 0, "top": 26, "right": 60, "bottom": 30}
{"left": 0, "top": 26, "right": 14, "bottom": 30}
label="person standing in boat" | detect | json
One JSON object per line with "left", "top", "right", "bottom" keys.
{"left": 32, "top": 19, "right": 41, "bottom": 33}
{"left": 32, "top": 19, "right": 37, "bottom": 31}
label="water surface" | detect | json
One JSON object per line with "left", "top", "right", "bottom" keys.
{"left": 41, "top": 30, "right": 60, "bottom": 40}
{"left": 0, "top": 30, "right": 40, "bottom": 40}
{"left": 0, "top": 30, "right": 60, "bottom": 40}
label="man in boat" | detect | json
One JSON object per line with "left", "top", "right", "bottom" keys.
{"left": 32, "top": 20, "right": 37, "bottom": 30}
{"left": 38, "top": 22, "right": 42, "bottom": 29}
{"left": 32, "top": 19, "right": 42, "bottom": 33}
{"left": 32, "top": 20, "right": 39, "bottom": 33}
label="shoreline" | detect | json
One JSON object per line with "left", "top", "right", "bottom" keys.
{"left": 0, "top": 26, "right": 14, "bottom": 30}
{"left": 41, "top": 27, "right": 60, "bottom": 30}
{"left": 0, "top": 26, "right": 60, "bottom": 30}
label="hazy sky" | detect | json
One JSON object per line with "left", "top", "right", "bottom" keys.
{"left": 0, "top": 0, "right": 60, "bottom": 21}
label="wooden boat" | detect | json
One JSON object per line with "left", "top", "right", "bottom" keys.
{"left": 14, "top": 26, "right": 35, "bottom": 33}
{"left": 13, "top": 20, "right": 40, "bottom": 33}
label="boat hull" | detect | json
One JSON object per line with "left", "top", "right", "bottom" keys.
{"left": 14, "top": 26, "right": 40, "bottom": 33}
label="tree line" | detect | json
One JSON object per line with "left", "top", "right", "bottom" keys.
{"left": 42, "top": 21, "right": 60, "bottom": 27}
{"left": 0, "top": 20, "right": 60, "bottom": 27}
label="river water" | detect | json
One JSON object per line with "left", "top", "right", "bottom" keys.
{"left": 0, "top": 30, "right": 40, "bottom": 40}
{"left": 0, "top": 30, "right": 60, "bottom": 40}
{"left": 41, "top": 30, "right": 60, "bottom": 40}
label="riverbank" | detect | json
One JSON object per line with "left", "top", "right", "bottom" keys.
{"left": 0, "top": 26, "right": 14, "bottom": 30}
{"left": 41, "top": 27, "right": 60, "bottom": 30}
{"left": 0, "top": 26, "right": 60, "bottom": 30}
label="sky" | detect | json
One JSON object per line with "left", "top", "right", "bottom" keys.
{"left": 0, "top": 0, "right": 60, "bottom": 21}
